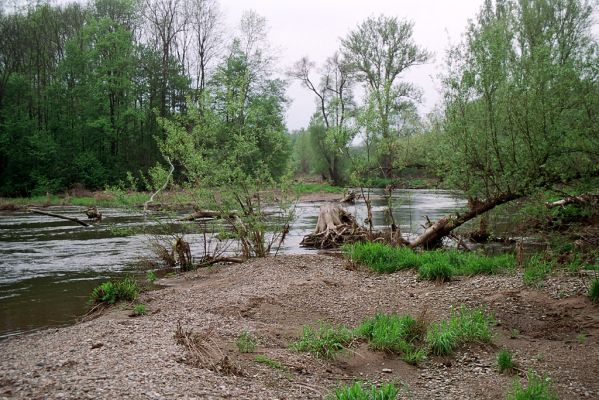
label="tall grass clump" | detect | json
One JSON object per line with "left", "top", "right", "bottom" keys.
{"left": 426, "top": 306, "right": 493, "bottom": 356}
{"left": 507, "top": 371, "right": 559, "bottom": 400}
{"left": 497, "top": 349, "right": 514, "bottom": 374}
{"left": 291, "top": 323, "right": 354, "bottom": 359}
{"left": 89, "top": 276, "right": 139, "bottom": 305}
{"left": 343, "top": 242, "right": 420, "bottom": 273}
{"left": 523, "top": 255, "right": 554, "bottom": 287}
{"left": 236, "top": 331, "right": 257, "bottom": 353}
{"left": 344, "top": 243, "right": 514, "bottom": 276}
{"left": 356, "top": 313, "right": 426, "bottom": 363}
{"left": 588, "top": 277, "right": 599, "bottom": 304}
{"left": 327, "top": 382, "right": 399, "bottom": 400}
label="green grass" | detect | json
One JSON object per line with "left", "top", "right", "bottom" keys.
{"left": 327, "top": 382, "right": 399, "bottom": 400}
{"left": 588, "top": 277, "right": 599, "bottom": 304}
{"left": 146, "top": 270, "right": 157, "bottom": 283}
{"left": 418, "top": 261, "right": 453, "bottom": 282}
{"left": 497, "top": 349, "right": 514, "bottom": 373}
{"left": 507, "top": 371, "right": 559, "bottom": 400}
{"left": 343, "top": 243, "right": 514, "bottom": 278}
{"left": 291, "top": 182, "right": 346, "bottom": 194}
{"left": 291, "top": 323, "right": 354, "bottom": 359}
{"left": 236, "top": 331, "right": 257, "bottom": 353}
{"left": 255, "top": 354, "right": 285, "bottom": 370}
{"left": 425, "top": 306, "right": 494, "bottom": 356}
{"left": 523, "top": 255, "right": 554, "bottom": 287}
{"left": 89, "top": 276, "right": 140, "bottom": 305}
{"left": 132, "top": 303, "right": 147, "bottom": 316}
{"left": 356, "top": 313, "right": 424, "bottom": 361}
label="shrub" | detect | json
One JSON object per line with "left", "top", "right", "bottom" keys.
{"left": 327, "top": 382, "right": 399, "bottom": 400}
{"left": 236, "top": 331, "right": 257, "bottom": 353}
{"left": 418, "top": 261, "right": 453, "bottom": 282}
{"left": 90, "top": 276, "right": 139, "bottom": 305}
{"left": 292, "top": 323, "right": 354, "bottom": 359}
{"left": 507, "top": 371, "right": 559, "bottom": 400}
{"left": 497, "top": 349, "right": 514, "bottom": 373}
{"left": 588, "top": 277, "right": 599, "bottom": 304}
{"left": 426, "top": 306, "right": 493, "bottom": 356}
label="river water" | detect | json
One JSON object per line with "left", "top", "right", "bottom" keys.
{"left": 0, "top": 189, "right": 472, "bottom": 338}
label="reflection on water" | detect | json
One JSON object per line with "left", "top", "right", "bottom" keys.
{"left": 0, "top": 189, "right": 470, "bottom": 338}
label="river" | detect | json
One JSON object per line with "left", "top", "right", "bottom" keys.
{"left": 0, "top": 189, "right": 472, "bottom": 338}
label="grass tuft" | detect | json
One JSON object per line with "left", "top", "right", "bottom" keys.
{"left": 327, "top": 381, "right": 399, "bottom": 400}
{"left": 425, "top": 306, "right": 493, "bottom": 356}
{"left": 89, "top": 276, "right": 139, "bottom": 305}
{"left": 291, "top": 323, "right": 354, "bottom": 359}
{"left": 255, "top": 354, "right": 284, "bottom": 369}
{"left": 236, "top": 331, "right": 257, "bottom": 353}
{"left": 132, "top": 303, "right": 147, "bottom": 316}
{"left": 523, "top": 255, "right": 554, "bottom": 287}
{"left": 507, "top": 370, "right": 559, "bottom": 400}
{"left": 418, "top": 261, "right": 453, "bottom": 282}
{"left": 588, "top": 277, "right": 599, "bottom": 304}
{"left": 497, "top": 349, "right": 514, "bottom": 373}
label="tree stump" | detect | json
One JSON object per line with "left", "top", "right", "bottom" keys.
{"left": 300, "top": 203, "right": 367, "bottom": 249}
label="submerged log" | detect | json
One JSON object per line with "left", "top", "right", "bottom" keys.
{"left": 29, "top": 208, "right": 90, "bottom": 227}
{"left": 179, "top": 210, "right": 238, "bottom": 221}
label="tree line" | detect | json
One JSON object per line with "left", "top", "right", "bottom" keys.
{"left": 1, "top": 0, "right": 597, "bottom": 201}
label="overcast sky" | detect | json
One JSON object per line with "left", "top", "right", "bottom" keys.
{"left": 218, "top": 0, "right": 485, "bottom": 131}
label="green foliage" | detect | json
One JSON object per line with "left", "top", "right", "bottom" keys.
{"left": 356, "top": 313, "right": 426, "bottom": 364}
{"left": 327, "top": 382, "right": 399, "bottom": 400}
{"left": 146, "top": 271, "right": 157, "bottom": 284}
{"left": 425, "top": 306, "right": 493, "bottom": 356}
{"left": 133, "top": 303, "right": 147, "bottom": 316}
{"left": 418, "top": 262, "right": 453, "bottom": 282}
{"left": 254, "top": 355, "right": 284, "bottom": 370}
{"left": 291, "top": 182, "right": 346, "bottom": 195}
{"left": 507, "top": 371, "right": 559, "bottom": 400}
{"left": 523, "top": 255, "right": 554, "bottom": 287}
{"left": 343, "top": 243, "right": 514, "bottom": 277}
{"left": 89, "top": 276, "right": 139, "bottom": 305}
{"left": 291, "top": 323, "right": 354, "bottom": 359}
{"left": 497, "top": 350, "right": 514, "bottom": 374}
{"left": 510, "top": 329, "right": 520, "bottom": 339}
{"left": 588, "top": 278, "right": 599, "bottom": 304}
{"left": 236, "top": 331, "right": 257, "bottom": 353}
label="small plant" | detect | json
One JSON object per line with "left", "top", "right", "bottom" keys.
{"left": 588, "top": 277, "right": 599, "bottom": 304}
{"left": 507, "top": 370, "right": 559, "bottom": 400}
{"left": 255, "top": 354, "right": 284, "bottom": 370}
{"left": 497, "top": 349, "right": 514, "bottom": 374}
{"left": 89, "top": 276, "right": 139, "bottom": 305}
{"left": 327, "top": 381, "right": 399, "bottom": 400}
{"left": 418, "top": 261, "right": 453, "bottom": 282}
{"left": 292, "top": 323, "right": 354, "bottom": 359}
{"left": 146, "top": 270, "right": 157, "bottom": 283}
{"left": 425, "top": 306, "right": 493, "bottom": 356}
{"left": 576, "top": 333, "right": 587, "bottom": 344}
{"left": 133, "top": 303, "right": 147, "bottom": 316}
{"left": 523, "top": 255, "right": 554, "bottom": 287}
{"left": 236, "top": 331, "right": 257, "bottom": 353}
{"left": 510, "top": 328, "right": 520, "bottom": 339}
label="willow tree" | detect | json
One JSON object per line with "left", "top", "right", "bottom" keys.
{"left": 417, "top": 0, "right": 599, "bottom": 248}
{"left": 341, "top": 15, "right": 429, "bottom": 178}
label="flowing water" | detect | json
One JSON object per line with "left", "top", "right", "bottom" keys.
{"left": 0, "top": 189, "right": 532, "bottom": 339}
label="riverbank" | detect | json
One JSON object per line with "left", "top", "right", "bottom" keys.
{"left": 1, "top": 254, "right": 597, "bottom": 399}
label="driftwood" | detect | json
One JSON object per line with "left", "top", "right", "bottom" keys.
{"left": 196, "top": 256, "right": 244, "bottom": 268}
{"left": 545, "top": 193, "right": 599, "bottom": 209}
{"left": 179, "top": 209, "right": 239, "bottom": 222}
{"left": 85, "top": 206, "right": 102, "bottom": 220}
{"left": 339, "top": 190, "right": 356, "bottom": 204}
{"left": 29, "top": 208, "right": 90, "bottom": 227}
{"left": 300, "top": 191, "right": 521, "bottom": 250}
{"left": 300, "top": 203, "right": 368, "bottom": 248}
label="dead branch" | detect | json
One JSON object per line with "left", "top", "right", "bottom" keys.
{"left": 178, "top": 209, "right": 238, "bottom": 221}
{"left": 29, "top": 208, "right": 90, "bottom": 227}
{"left": 545, "top": 193, "right": 599, "bottom": 209}
{"left": 144, "top": 156, "right": 174, "bottom": 214}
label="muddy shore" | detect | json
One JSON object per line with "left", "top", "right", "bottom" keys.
{"left": 1, "top": 254, "right": 597, "bottom": 399}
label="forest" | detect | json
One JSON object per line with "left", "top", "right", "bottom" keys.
{"left": 1, "top": 0, "right": 597, "bottom": 202}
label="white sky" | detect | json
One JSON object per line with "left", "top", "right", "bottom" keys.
{"left": 219, "top": 0, "right": 485, "bottom": 131}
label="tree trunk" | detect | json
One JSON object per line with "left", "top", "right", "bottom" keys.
{"left": 300, "top": 203, "right": 367, "bottom": 248}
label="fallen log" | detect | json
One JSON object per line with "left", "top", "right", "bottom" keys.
{"left": 196, "top": 256, "right": 244, "bottom": 268}
{"left": 545, "top": 193, "right": 599, "bottom": 208}
{"left": 179, "top": 210, "right": 238, "bottom": 221}
{"left": 29, "top": 208, "right": 90, "bottom": 227}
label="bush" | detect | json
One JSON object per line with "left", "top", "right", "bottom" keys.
{"left": 418, "top": 261, "right": 453, "bottom": 282}
{"left": 426, "top": 306, "right": 493, "bottom": 356}
{"left": 291, "top": 323, "right": 354, "bottom": 359}
{"left": 236, "top": 331, "right": 257, "bottom": 353}
{"left": 327, "top": 382, "right": 399, "bottom": 400}
{"left": 589, "top": 277, "right": 599, "bottom": 304}
{"left": 507, "top": 371, "right": 559, "bottom": 400}
{"left": 90, "top": 276, "right": 139, "bottom": 305}
{"left": 497, "top": 349, "right": 514, "bottom": 373}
